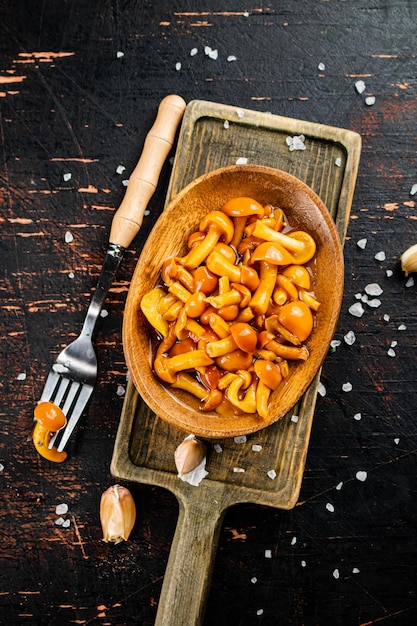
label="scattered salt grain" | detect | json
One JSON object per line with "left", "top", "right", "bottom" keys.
{"left": 190, "top": 48, "right": 198, "bottom": 56}
{"left": 65, "top": 231, "right": 74, "bottom": 244}
{"left": 267, "top": 469, "right": 277, "bottom": 480}
{"left": 361, "top": 294, "right": 368, "bottom": 303}
{"left": 265, "top": 549, "right": 272, "bottom": 558}
{"left": 116, "top": 165, "right": 126, "bottom": 175}
{"left": 391, "top": 340, "right": 398, "bottom": 348}
{"left": 344, "top": 330, "right": 356, "bottom": 345}
{"left": 353, "top": 413, "right": 362, "bottom": 421}
{"left": 214, "top": 444, "right": 223, "bottom": 453}
{"left": 355, "top": 79, "right": 366, "bottom": 94}
{"left": 233, "top": 467, "right": 245, "bottom": 473}
{"left": 365, "top": 96, "right": 376, "bottom": 106}
{"left": 394, "top": 438, "right": 400, "bottom": 445}
{"left": 291, "top": 414, "right": 299, "bottom": 423}
{"left": 342, "top": 382, "right": 352, "bottom": 392}
{"left": 383, "top": 314, "right": 390, "bottom": 322}
{"left": 331, "top": 339, "right": 342, "bottom": 350}
{"left": 386, "top": 269, "right": 393, "bottom": 277}
{"left": 0, "top": 463, "right": 4, "bottom": 472}
{"left": 333, "top": 569, "right": 340, "bottom": 579}
{"left": 375, "top": 251, "right": 386, "bottom": 261}
{"left": 398, "top": 324, "right": 407, "bottom": 331}
{"left": 116, "top": 51, "right": 124, "bottom": 58}
{"left": 286, "top": 134, "right": 306, "bottom": 151}
{"left": 227, "top": 55, "right": 237, "bottom": 62}
{"left": 387, "top": 348, "right": 396, "bottom": 357}
{"left": 410, "top": 183, "right": 417, "bottom": 196}
{"left": 352, "top": 567, "right": 360, "bottom": 574}
{"left": 236, "top": 157, "right": 248, "bottom": 164}
{"left": 405, "top": 276, "right": 414, "bottom": 287}
{"left": 326, "top": 502, "right": 335, "bottom": 513}
{"left": 349, "top": 302, "right": 364, "bottom": 318}
{"left": 17, "top": 372, "right": 26, "bottom": 381}
{"left": 356, "top": 470, "right": 367, "bottom": 482}
{"left": 62, "top": 518, "right": 71, "bottom": 528}
{"left": 223, "top": 120, "right": 230, "bottom": 129}
{"left": 256, "top": 609, "right": 264, "bottom": 616}
{"left": 234, "top": 435, "right": 247, "bottom": 444}
{"left": 122, "top": 179, "right": 129, "bottom": 187}
{"left": 291, "top": 536, "right": 297, "bottom": 545}
{"left": 144, "top": 210, "right": 150, "bottom": 216}
{"left": 301, "top": 560, "right": 307, "bottom": 567}
{"left": 175, "top": 62, "right": 181, "bottom": 71}
{"left": 55, "top": 503, "right": 68, "bottom": 515}
{"left": 336, "top": 482, "right": 343, "bottom": 490}
{"left": 68, "top": 272, "right": 75, "bottom": 279}
{"left": 236, "top": 108, "right": 245, "bottom": 118}
{"left": 357, "top": 238, "right": 367, "bottom": 249}
{"left": 55, "top": 517, "right": 65, "bottom": 526}
{"left": 318, "top": 62, "right": 325, "bottom": 71}
{"left": 318, "top": 382, "right": 326, "bottom": 397}
{"left": 365, "top": 283, "right": 383, "bottom": 296}
{"left": 116, "top": 385, "right": 125, "bottom": 396}
{"left": 243, "top": 11, "right": 250, "bottom": 17}
{"left": 63, "top": 172, "right": 72, "bottom": 182}
{"left": 252, "top": 444, "right": 262, "bottom": 452}
{"left": 335, "top": 157, "right": 342, "bottom": 167}
{"left": 100, "top": 309, "right": 108, "bottom": 318}
{"left": 251, "top": 577, "right": 258, "bottom": 584}
{"left": 367, "top": 298, "right": 382, "bottom": 308}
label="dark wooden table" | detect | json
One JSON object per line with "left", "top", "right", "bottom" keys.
{"left": 1, "top": 2, "right": 417, "bottom": 625}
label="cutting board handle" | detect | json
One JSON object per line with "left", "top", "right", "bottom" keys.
{"left": 155, "top": 491, "right": 226, "bottom": 626}
{"left": 109, "top": 94, "right": 186, "bottom": 249}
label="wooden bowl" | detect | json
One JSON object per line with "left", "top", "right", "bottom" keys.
{"left": 123, "top": 165, "right": 344, "bottom": 438}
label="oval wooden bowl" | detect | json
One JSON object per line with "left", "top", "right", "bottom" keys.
{"left": 123, "top": 165, "right": 344, "bottom": 438}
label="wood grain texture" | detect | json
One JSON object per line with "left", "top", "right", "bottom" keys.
{"left": 1, "top": 2, "right": 417, "bottom": 625}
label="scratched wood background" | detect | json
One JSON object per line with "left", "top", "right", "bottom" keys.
{"left": 1, "top": 2, "right": 417, "bottom": 625}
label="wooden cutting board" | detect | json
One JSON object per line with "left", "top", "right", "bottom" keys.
{"left": 111, "top": 99, "right": 361, "bottom": 626}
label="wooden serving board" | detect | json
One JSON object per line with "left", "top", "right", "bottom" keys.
{"left": 111, "top": 100, "right": 361, "bottom": 626}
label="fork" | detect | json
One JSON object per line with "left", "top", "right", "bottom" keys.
{"left": 35, "top": 95, "right": 186, "bottom": 457}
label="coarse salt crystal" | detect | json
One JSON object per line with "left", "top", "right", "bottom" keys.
{"left": 331, "top": 339, "right": 342, "bottom": 349}
{"left": 62, "top": 518, "right": 71, "bottom": 528}
{"left": 122, "top": 179, "right": 129, "bottom": 186}
{"left": 335, "top": 157, "right": 342, "bottom": 167}
{"left": 318, "top": 62, "right": 325, "bottom": 71}
{"left": 361, "top": 294, "right": 368, "bottom": 303}
{"left": 190, "top": 48, "right": 198, "bottom": 56}
{"left": 63, "top": 172, "right": 72, "bottom": 182}
{"left": 236, "top": 108, "right": 245, "bottom": 118}
{"left": 301, "top": 560, "right": 307, "bottom": 567}
{"left": 214, "top": 444, "right": 223, "bottom": 453}
{"left": 357, "top": 238, "right": 367, "bottom": 249}
{"left": 286, "top": 134, "right": 306, "bottom": 151}
{"left": 391, "top": 340, "right": 397, "bottom": 347}
{"left": 291, "top": 536, "right": 297, "bottom": 545}
{"left": 367, "top": 298, "right": 381, "bottom": 308}
{"left": 236, "top": 157, "right": 248, "bottom": 164}
{"left": 355, "top": 79, "right": 366, "bottom": 94}
{"left": 375, "top": 251, "right": 386, "bottom": 261}
{"left": 387, "top": 348, "right": 396, "bottom": 357}
{"left": 227, "top": 55, "right": 237, "bottom": 62}
{"left": 116, "top": 51, "right": 124, "bottom": 58}
{"left": 116, "top": 385, "right": 125, "bottom": 396}
{"left": 410, "top": 183, "right": 417, "bottom": 196}
{"left": 318, "top": 382, "right": 326, "bottom": 397}
{"left": 344, "top": 330, "right": 356, "bottom": 345}
{"left": 234, "top": 435, "right": 247, "bottom": 444}
{"left": 365, "top": 96, "right": 376, "bottom": 106}
{"left": 175, "top": 62, "right": 181, "bottom": 71}
{"left": 405, "top": 276, "right": 414, "bottom": 287}
{"left": 352, "top": 567, "right": 360, "bottom": 574}
{"left": 55, "top": 503, "right": 68, "bottom": 515}
{"left": 383, "top": 313, "right": 390, "bottom": 322}
{"left": 65, "top": 231, "right": 74, "bottom": 243}
{"left": 356, "top": 470, "right": 367, "bottom": 482}
{"left": 342, "top": 382, "right": 352, "bottom": 392}
{"left": 291, "top": 414, "right": 299, "bottom": 423}
{"left": 326, "top": 502, "right": 335, "bottom": 513}
{"left": 394, "top": 438, "right": 400, "bottom": 445}
{"left": 144, "top": 210, "right": 150, "bottom": 216}
{"left": 0, "top": 463, "right": 4, "bottom": 472}
{"left": 333, "top": 569, "right": 340, "bottom": 579}
{"left": 233, "top": 467, "right": 245, "bottom": 473}
{"left": 365, "top": 283, "right": 383, "bottom": 296}
{"left": 336, "top": 482, "right": 343, "bottom": 490}
{"left": 243, "top": 11, "right": 249, "bottom": 17}
{"left": 251, "top": 577, "right": 258, "bottom": 584}
{"left": 68, "top": 272, "right": 75, "bottom": 279}
{"left": 256, "top": 609, "right": 264, "bottom": 616}
{"left": 398, "top": 324, "right": 407, "bottom": 330}
{"left": 100, "top": 309, "right": 108, "bottom": 318}
{"left": 116, "top": 165, "right": 126, "bottom": 175}
{"left": 223, "top": 120, "right": 230, "bottom": 129}
{"left": 17, "top": 372, "right": 26, "bottom": 380}
{"left": 252, "top": 444, "right": 262, "bottom": 452}
{"left": 386, "top": 269, "right": 393, "bottom": 277}
{"left": 267, "top": 469, "right": 277, "bottom": 480}
{"left": 265, "top": 549, "right": 272, "bottom": 558}
{"left": 349, "top": 302, "right": 364, "bottom": 317}
{"left": 354, "top": 413, "right": 362, "bottom": 421}
{"left": 55, "top": 517, "right": 65, "bottom": 526}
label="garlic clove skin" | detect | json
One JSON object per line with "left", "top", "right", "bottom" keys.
{"left": 174, "top": 434, "right": 206, "bottom": 475}
{"left": 100, "top": 484, "right": 136, "bottom": 544}
{"left": 401, "top": 243, "right": 417, "bottom": 276}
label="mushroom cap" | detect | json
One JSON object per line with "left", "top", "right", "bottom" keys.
{"left": 221, "top": 196, "right": 265, "bottom": 217}
{"left": 199, "top": 211, "right": 234, "bottom": 244}
{"left": 250, "top": 241, "right": 295, "bottom": 265}
{"left": 34, "top": 401, "right": 66, "bottom": 431}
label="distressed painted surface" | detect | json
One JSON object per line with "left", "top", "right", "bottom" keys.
{"left": 1, "top": 2, "right": 417, "bottom": 625}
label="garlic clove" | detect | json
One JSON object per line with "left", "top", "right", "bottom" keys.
{"left": 100, "top": 484, "right": 136, "bottom": 544}
{"left": 174, "top": 434, "right": 206, "bottom": 475}
{"left": 401, "top": 243, "right": 417, "bottom": 276}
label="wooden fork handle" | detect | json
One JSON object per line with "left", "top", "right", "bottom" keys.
{"left": 109, "top": 94, "right": 186, "bottom": 249}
